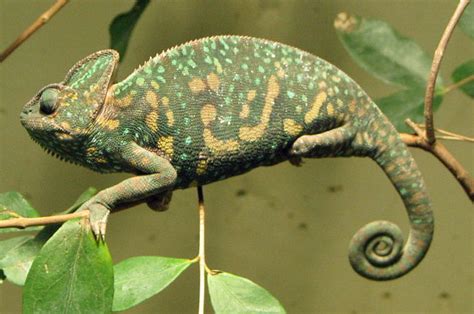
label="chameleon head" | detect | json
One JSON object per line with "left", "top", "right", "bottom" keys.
{"left": 20, "top": 50, "right": 119, "bottom": 160}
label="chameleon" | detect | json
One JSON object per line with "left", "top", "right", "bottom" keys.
{"left": 20, "top": 35, "right": 433, "bottom": 281}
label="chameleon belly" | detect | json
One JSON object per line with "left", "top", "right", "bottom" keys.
{"left": 110, "top": 36, "right": 367, "bottom": 187}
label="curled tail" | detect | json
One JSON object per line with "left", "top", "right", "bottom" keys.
{"left": 348, "top": 121, "right": 434, "bottom": 280}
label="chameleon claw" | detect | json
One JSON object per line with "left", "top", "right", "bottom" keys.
{"left": 87, "top": 203, "right": 110, "bottom": 241}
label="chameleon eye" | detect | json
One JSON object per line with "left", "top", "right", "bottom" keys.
{"left": 39, "top": 88, "right": 59, "bottom": 114}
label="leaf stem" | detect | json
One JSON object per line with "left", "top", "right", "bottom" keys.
{"left": 0, "top": 0, "right": 69, "bottom": 62}
{"left": 442, "top": 74, "right": 474, "bottom": 95}
{"left": 197, "top": 186, "right": 206, "bottom": 314}
{"left": 0, "top": 210, "right": 88, "bottom": 229}
{"left": 424, "top": 0, "right": 471, "bottom": 144}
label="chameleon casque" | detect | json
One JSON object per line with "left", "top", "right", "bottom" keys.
{"left": 21, "top": 35, "right": 433, "bottom": 281}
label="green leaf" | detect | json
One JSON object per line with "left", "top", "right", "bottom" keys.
{"left": 451, "top": 59, "right": 474, "bottom": 98}
{"left": 112, "top": 256, "right": 193, "bottom": 311}
{"left": 335, "top": 13, "right": 440, "bottom": 89}
{"left": 0, "top": 225, "right": 59, "bottom": 286}
{"left": 376, "top": 88, "right": 443, "bottom": 133}
{"left": 109, "top": 0, "right": 150, "bottom": 59}
{"left": 23, "top": 219, "right": 114, "bottom": 313}
{"left": 208, "top": 271, "right": 286, "bottom": 314}
{"left": 459, "top": 2, "right": 474, "bottom": 39}
{"left": 0, "top": 192, "right": 41, "bottom": 233}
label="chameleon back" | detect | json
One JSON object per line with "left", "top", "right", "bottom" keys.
{"left": 109, "top": 36, "right": 374, "bottom": 187}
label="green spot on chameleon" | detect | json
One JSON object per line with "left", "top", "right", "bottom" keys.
{"left": 184, "top": 117, "right": 190, "bottom": 125}
{"left": 258, "top": 66, "right": 265, "bottom": 73}
{"left": 301, "top": 95, "right": 308, "bottom": 102}
{"left": 263, "top": 57, "right": 271, "bottom": 64}
{"left": 203, "top": 46, "right": 210, "bottom": 53}
{"left": 241, "top": 63, "right": 248, "bottom": 70}
{"left": 204, "top": 56, "right": 213, "bottom": 64}
{"left": 180, "top": 153, "right": 188, "bottom": 161}
{"left": 210, "top": 41, "right": 216, "bottom": 50}
{"left": 136, "top": 77, "right": 145, "bottom": 86}
{"left": 255, "top": 78, "right": 261, "bottom": 85}
{"left": 180, "top": 103, "right": 187, "bottom": 109}
{"left": 287, "top": 91, "right": 295, "bottom": 99}
{"left": 225, "top": 58, "right": 232, "bottom": 64}
{"left": 144, "top": 67, "right": 152, "bottom": 75}
{"left": 157, "top": 65, "right": 165, "bottom": 73}
{"left": 187, "top": 59, "right": 197, "bottom": 68}
{"left": 220, "top": 50, "right": 226, "bottom": 56}
{"left": 156, "top": 76, "right": 166, "bottom": 83}
{"left": 185, "top": 136, "right": 192, "bottom": 145}
{"left": 131, "top": 90, "right": 137, "bottom": 95}
{"left": 172, "top": 59, "right": 177, "bottom": 66}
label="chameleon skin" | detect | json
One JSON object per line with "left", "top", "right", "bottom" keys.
{"left": 21, "top": 35, "right": 433, "bottom": 281}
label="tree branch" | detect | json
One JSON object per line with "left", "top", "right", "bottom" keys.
{"left": 401, "top": 120, "right": 474, "bottom": 201}
{"left": 0, "top": 210, "right": 88, "bottom": 229}
{"left": 424, "top": 0, "right": 471, "bottom": 144}
{"left": 0, "top": 0, "right": 68, "bottom": 62}
{"left": 197, "top": 186, "right": 206, "bottom": 314}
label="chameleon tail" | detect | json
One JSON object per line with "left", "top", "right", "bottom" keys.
{"left": 348, "top": 122, "right": 434, "bottom": 280}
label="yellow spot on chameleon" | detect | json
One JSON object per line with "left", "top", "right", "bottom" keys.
{"left": 146, "top": 112, "right": 158, "bottom": 132}
{"left": 200, "top": 104, "right": 217, "bottom": 127}
{"left": 239, "top": 75, "right": 279, "bottom": 141}
{"left": 239, "top": 90, "right": 256, "bottom": 119}
{"left": 204, "top": 129, "right": 240, "bottom": 153}
{"left": 151, "top": 80, "right": 160, "bottom": 90}
{"left": 283, "top": 119, "right": 303, "bottom": 136}
{"left": 166, "top": 111, "right": 174, "bottom": 127}
{"left": 207, "top": 72, "right": 220, "bottom": 92}
{"left": 162, "top": 96, "right": 169, "bottom": 106}
{"left": 274, "top": 61, "right": 285, "bottom": 78}
{"left": 188, "top": 78, "right": 206, "bottom": 94}
{"left": 304, "top": 91, "right": 327, "bottom": 124}
{"left": 87, "top": 147, "right": 97, "bottom": 154}
{"left": 97, "top": 116, "right": 120, "bottom": 130}
{"left": 327, "top": 103, "right": 334, "bottom": 115}
{"left": 146, "top": 91, "right": 158, "bottom": 109}
{"left": 60, "top": 122, "right": 71, "bottom": 130}
{"left": 157, "top": 136, "right": 174, "bottom": 158}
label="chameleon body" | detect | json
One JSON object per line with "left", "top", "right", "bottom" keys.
{"left": 21, "top": 36, "right": 433, "bottom": 281}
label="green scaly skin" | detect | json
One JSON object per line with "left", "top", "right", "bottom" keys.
{"left": 21, "top": 35, "right": 433, "bottom": 281}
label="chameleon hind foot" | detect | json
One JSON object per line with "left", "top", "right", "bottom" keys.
{"left": 146, "top": 191, "right": 173, "bottom": 212}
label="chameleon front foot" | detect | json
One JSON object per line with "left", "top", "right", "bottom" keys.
{"left": 80, "top": 201, "right": 110, "bottom": 241}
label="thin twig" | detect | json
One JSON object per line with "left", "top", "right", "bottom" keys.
{"left": 442, "top": 74, "right": 474, "bottom": 95}
{"left": 424, "top": 0, "right": 471, "bottom": 144}
{"left": 0, "top": 0, "right": 68, "bottom": 62}
{"left": 401, "top": 119, "right": 474, "bottom": 200}
{"left": 0, "top": 210, "right": 88, "bottom": 229}
{"left": 197, "top": 186, "right": 206, "bottom": 314}
{"left": 416, "top": 124, "right": 474, "bottom": 142}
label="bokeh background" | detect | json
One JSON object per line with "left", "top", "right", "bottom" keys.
{"left": 0, "top": 0, "right": 472, "bottom": 313}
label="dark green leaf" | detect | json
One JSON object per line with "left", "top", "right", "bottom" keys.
{"left": 208, "top": 271, "right": 286, "bottom": 314}
{"left": 64, "top": 187, "right": 98, "bottom": 214}
{"left": 459, "top": 2, "right": 474, "bottom": 39}
{"left": 451, "top": 59, "right": 474, "bottom": 98}
{"left": 113, "top": 256, "right": 193, "bottom": 311}
{"left": 376, "top": 88, "right": 443, "bottom": 133}
{"left": 23, "top": 219, "right": 114, "bottom": 313}
{"left": 109, "top": 0, "right": 150, "bottom": 59}
{"left": 0, "top": 192, "right": 41, "bottom": 233}
{"left": 0, "top": 225, "right": 59, "bottom": 286}
{"left": 335, "top": 13, "right": 441, "bottom": 89}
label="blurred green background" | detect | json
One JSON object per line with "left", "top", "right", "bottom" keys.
{"left": 0, "top": 0, "right": 472, "bottom": 313}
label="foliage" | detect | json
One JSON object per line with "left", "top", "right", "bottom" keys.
{"left": 335, "top": 13, "right": 472, "bottom": 132}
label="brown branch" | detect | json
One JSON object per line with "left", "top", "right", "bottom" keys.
{"left": 0, "top": 210, "right": 88, "bottom": 229}
{"left": 0, "top": 0, "right": 68, "bottom": 63}
{"left": 401, "top": 119, "right": 474, "bottom": 201}
{"left": 424, "top": 0, "right": 471, "bottom": 144}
